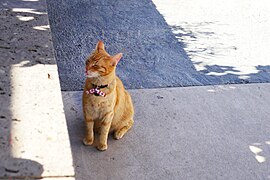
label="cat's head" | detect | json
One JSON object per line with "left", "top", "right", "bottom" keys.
{"left": 85, "top": 41, "right": 122, "bottom": 78}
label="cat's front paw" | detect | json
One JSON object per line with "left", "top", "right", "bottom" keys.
{"left": 114, "top": 131, "right": 125, "bottom": 140}
{"left": 97, "top": 143, "right": 107, "bottom": 151}
{"left": 83, "top": 137, "right": 94, "bottom": 146}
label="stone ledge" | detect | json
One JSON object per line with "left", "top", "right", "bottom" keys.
{"left": 0, "top": 0, "right": 74, "bottom": 178}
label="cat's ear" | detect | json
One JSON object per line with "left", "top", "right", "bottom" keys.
{"left": 96, "top": 40, "right": 105, "bottom": 51}
{"left": 111, "top": 53, "right": 123, "bottom": 66}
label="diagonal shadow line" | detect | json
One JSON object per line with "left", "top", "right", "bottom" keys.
{"left": 46, "top": 0, "right": 219, "bottom": 91}
{"left": 47, "top": 0, "right": 270, "bottom": 92}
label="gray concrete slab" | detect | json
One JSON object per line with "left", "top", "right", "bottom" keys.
{"left": 47, "top": 0, "right": 270, "bottom": 91}
{"left": 45, "top": 0, "right": 215, "bottom": 91}
{"left": 63, "top": 83, "right": 270, "bottom": 180}
{"left": 0, "top": 0, "right": 74, "bottom": 179}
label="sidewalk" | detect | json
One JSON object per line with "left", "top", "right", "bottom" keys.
{"left": 1, "top": 0, "right": 270, "bottom": 179}
{"left": 0, "top": 0, "right": 74, "bottom": 179}
{"left": 63, "top": 83, "right": 270, "bottom": 179}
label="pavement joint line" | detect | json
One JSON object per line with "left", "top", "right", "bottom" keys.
{"left": 0, "top": 175, "right": 75, "bottom": 179}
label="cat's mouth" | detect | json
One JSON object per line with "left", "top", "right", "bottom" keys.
{"left": 86, "top": 71, "right": 100, "bottom": 78}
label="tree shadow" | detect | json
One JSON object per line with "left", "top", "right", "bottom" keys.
{"left": 170, "top": 22, "right": 270, "bottom": 85}
{"left": 0, "top": 0, "right": 56, "bottom": 178}
{"left": 196, "top": 63, "right": 270, "bottom": 85}
{"left": 171, "top": 22, "right": 227, "bottom": 59}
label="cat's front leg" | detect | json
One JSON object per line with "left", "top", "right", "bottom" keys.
{"left": 97, "top": 112, "right": 114, "bottom": 151}
{"left": 83, "top": 115, "right": 94, "bottom": 146}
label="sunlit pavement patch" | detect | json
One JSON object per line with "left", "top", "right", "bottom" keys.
{"left": 0, "top": 0, "right": 74, "bottom": 178}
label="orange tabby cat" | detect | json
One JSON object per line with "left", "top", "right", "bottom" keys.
{"left": 82, "top": 40, "right": 134, "bottom": 151}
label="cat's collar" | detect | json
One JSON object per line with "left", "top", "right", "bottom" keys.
{"left": 92, "top": 84, "right": 108, "bottom": 89}
{"left": 86, "top": 88, "right": 106, "bottom": 97}
{"left": 85, "top": 84, "right": 108, "bottom": 97}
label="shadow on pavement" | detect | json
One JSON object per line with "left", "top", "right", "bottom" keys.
{"left": 171, "top": 23, "right": 270, "bottom": 85}
{"left": 46, "top": 0, "right": 217, "bottom": 90}
{"left": 0, "top": 0, "right": 55, "bottom": 178}
{"left": 47, "top": 0, "right": 270, "bottom": 91}
{"left": 48, "top": 1, "right": 270, "bottom": 179}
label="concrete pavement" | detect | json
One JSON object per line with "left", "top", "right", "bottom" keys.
{"left": 63, "top": 83, "right": 270, "bottom": 180}
{"left": 47, "top": 0, "right": 270, "bottom": 91}
{"left": 48, "top": 1, "right": 270, "bottom": 177}
{"left": 1, "top": 0, "right": 270, "bottom": 179}
{"left": 0, "top": 0, "right": 74, "bottom": 179}
{"left": 54, "top": 0, "right": 270, "bottom": 180}
{"left": 46, "top": 0, "right": 212, "bottom": 90}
